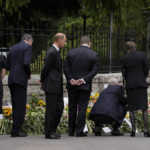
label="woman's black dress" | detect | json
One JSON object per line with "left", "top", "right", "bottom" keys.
{"left": 127, "top": 87, "right": 148, "bottom": 111}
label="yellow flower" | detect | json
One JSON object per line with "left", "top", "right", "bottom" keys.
{"left": 86, "top": 109, "right": 91, "bottom": 114}
{"left": 38, "top": 100, "right": 46, "bottom": 106}
{"left": 3, "top": 109, "right": 11, "bottom": 117}
{"left": 90, "top": 95, "right": 93, "bottom": 99}
{"left": 38, "top": 100, "right": 44, "bottom": 103}
{"left": 87, "top": 109, "right": 90, "bottom": 113}
{"left": 42, "top": 102, "right": 46, "bottom": 106}
{"left": 26, "top": 105, "right": 30, "bottom": 109}
{"left": 125, "top": 112, "right": 129, "bottom": 119}
{"left": 94, "top": 93, "right": 99, "bottom": 98}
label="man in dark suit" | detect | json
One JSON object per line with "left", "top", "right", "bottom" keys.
{"left": 120, "top": 41, "right": 149, "bottom": 137}
{"left": 40, "top": 33, "right": 66, "bottom": 139}
{"left": 7, "top": 33, "right": 33, "bottom": 137}
{"left": 64, "top": 35, "right": 99, "bottom": 137}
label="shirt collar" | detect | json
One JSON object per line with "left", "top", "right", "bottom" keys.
{"left": 53, "top": 44, "right": 59, "bottom": 51}
{"left": 81, "top": 44, "right": 90, "bottom": 48}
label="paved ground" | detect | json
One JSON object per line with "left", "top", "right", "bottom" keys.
{"left": 0, "top": 133, "right": 150, "bottom": 150}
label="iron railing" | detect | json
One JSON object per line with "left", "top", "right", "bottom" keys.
{"left": 0, "top": 24, "right": 147, "bottom": 73}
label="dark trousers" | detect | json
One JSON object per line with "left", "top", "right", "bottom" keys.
{"left": 93, "top": 115, "right": 121, "bottom": 131}
{"left": 68, "top": 88, "right": 91, "bottom": 134}
{"left": 9, "top": 83, "right": 27, "bottom": 134}
{"left": 0, "top": 79, "right": 3, "bottom": 114}
{"left": 45, "top": 92, "right": 64, "bottom": 136}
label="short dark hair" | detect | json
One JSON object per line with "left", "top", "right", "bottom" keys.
{"left": 80, "top": 35, "right": 91, "bottom": 44}
{"left": 54, "top": 33, "right": 66, "bottom": 42}
{"left": 21, "top": 33, "right": 33, "bottom": 41}
{"left": 125, "top": 41, "right": 136, "bottom": 51}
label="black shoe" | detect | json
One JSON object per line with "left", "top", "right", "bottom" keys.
{"left": 143, "top": 130, "right": 150, "bottom": 137}
{"left": 111, "top": 130, "right": 123, "bottom": 136}
{"left": 76, "top": 132, "right": 87, "bottom": 137}
{"left": 95, "top": 131, "right": 101, "bottom": 136}
{"left": 45, "top": 133, "right": 60, "bottom": 139}
{"left": 56, "top": 133, "right": 61, "bottom": 138}
{"left": 130, "top": 130, "right": 136, "bottom": 137}
{"left": 95, "top": 126, "right": 101, "bottom": 136}
{"left": 69, "top": 132, "right": 74, "bottom": 136}
{"left": 11, "top": 131, "right": 27, "bottom": 137}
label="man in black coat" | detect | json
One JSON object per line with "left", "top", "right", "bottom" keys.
{"left": 40, "top": 33, "right": 66, "bottom": 139}
{"left": 7, "top": 33, "right": 33, "bottom": 137}
{"left": 64, "top": 35, "right": 99, "bottom": 137}
{"left": 120, "top": 41, "right": 149, "bottom": 137}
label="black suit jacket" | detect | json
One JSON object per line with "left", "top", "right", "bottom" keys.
{"left": 64, "top": 45, "right": 99, "bottom": 91}
{"left": 7, "top": 41, "right": 32, "bottom": 87}
{"left": 0, "top": 55, "right": 6, "bottom": 72}
{"left": 89, "top": 85, "right": 127, "bottom": 124}
{"left": 120, "top": 50, "right": 149, "bottom": 89}
{"left": 40, "top": 46, "right": 63, "bottom": 94}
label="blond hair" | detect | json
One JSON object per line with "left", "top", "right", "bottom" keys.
{"left": 125, "top": 41, "right": 136, "bottom": 51}
{"left": 108, "top": 77, "right": 119, "bottom": 85}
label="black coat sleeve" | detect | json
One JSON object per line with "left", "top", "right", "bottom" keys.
{"left": 40, "top": 51, "right": 54, "bottom": 83}
{"left": 143, "top": 54, "right": 149, "bottom": 78}
{"left": 64, "top": 54, "right": 73, "bottom": 81}
{"left": 1, "top": 55, "right": 6, "bottom": 69}
{"left": 120, "top": 58, "right": 127, "bottom": 80}
{"left": 118, "top": 86, "right": 127, "bottom": 107}
{"left": 23, "top": 46, "right": 32, "bottom": 76}
{"left": 6, "top": 52, "right": 10, "bottom": 70}
{"left": 83, "top": 54, "right": 99, "bottom": 82}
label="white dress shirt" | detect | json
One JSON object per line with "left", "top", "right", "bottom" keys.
{"left": 53, "top": 44, "right": 59, "bottom": 51}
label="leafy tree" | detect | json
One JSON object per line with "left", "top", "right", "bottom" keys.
{"left": 0, "top": 0, "right": 80, "bottom": 26}
{"left": 78, "top": 0, "right": 150, "bottom": 30}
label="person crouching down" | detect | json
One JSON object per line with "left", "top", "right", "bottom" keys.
{"left": 89, "top": 77, "right": 127, "bottom": 136}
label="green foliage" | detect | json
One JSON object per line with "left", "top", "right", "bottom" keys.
{"left": 0, "top": 94, "right": 68, "bottom": 135}
{"left": 78, "top": 0, "right": 148, "bottom": 29}
{"left": 0, "top": 0, "right": 30, "bottom": 14}
{"left": 0, "top": 94, "right": 150, "bottom": 135}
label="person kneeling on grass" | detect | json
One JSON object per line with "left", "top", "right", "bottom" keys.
{"left": 89, "top": 77, "right": 127, "bottom": 136}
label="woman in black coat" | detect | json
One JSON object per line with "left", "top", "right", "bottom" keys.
{"left": 120, "top": 41, "right": 150, "bottom": 137}
{"left": 89, "top": 77, "right": 127, "bottom": 136}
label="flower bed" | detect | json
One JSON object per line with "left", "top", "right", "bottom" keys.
{"left": 0, "top": 93, "right": 150, "bottom": 135}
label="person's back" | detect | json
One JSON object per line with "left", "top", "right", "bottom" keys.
{"left": 121, "top": 50, "right": 148, "bottom": 89}
{"left": 66, "top": 46, "right": 97, "bottom": 80}
{"left": 7, "top": 40, "right": 32, "bottom": 87}
{"left": 90, "top": 85, "right": 126, "bottom": 123}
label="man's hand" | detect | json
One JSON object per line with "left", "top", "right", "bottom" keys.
{"left": 1, "top": 69, "right": 6, "bottom": 80}
{"left": 38, "top": 80, "right": 42, "bottom": 85}
{"left": 76, "top": 78, "right": 85, "bottom": 86}
{"left": 70, "top": 79, "right": 77, "bottom": 86}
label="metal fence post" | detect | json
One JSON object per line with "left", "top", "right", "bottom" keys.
{"left": 109, "top": 12, "right": 113, "bottom": 73}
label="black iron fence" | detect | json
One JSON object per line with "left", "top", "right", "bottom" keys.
{"left": 0, "top": 24, "right": 147, "bottom": 73}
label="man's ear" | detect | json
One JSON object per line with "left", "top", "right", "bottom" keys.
{"left": 89, "top": 42, "right": 91, "bottom": 48}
